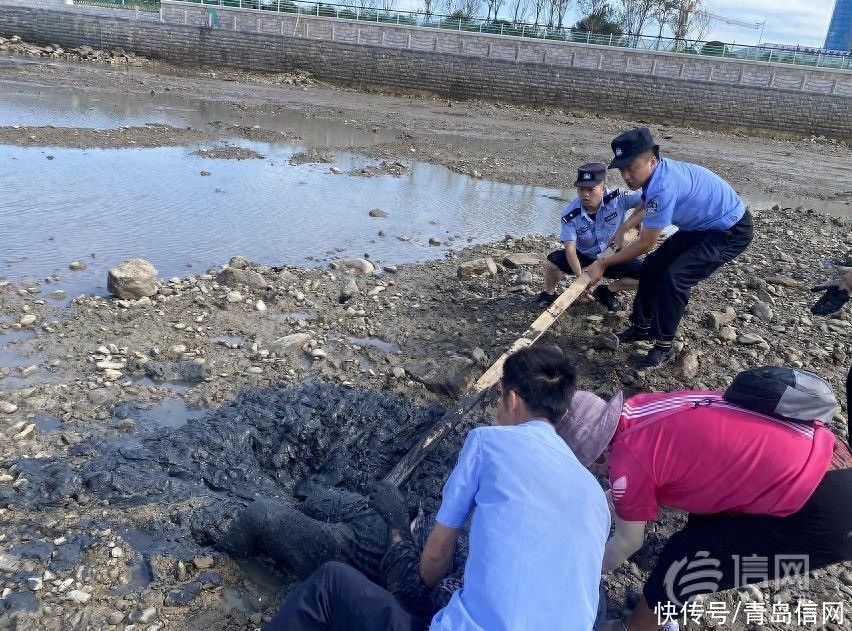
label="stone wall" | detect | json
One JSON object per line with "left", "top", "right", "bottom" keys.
{"left": 0, "top": 3, "right": 850, "bottom": 138}
{"left": 161, "top": 1, "right": 852, "bottom": 98}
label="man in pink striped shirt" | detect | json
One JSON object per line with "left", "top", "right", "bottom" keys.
{"left": 572, "top": 369, "right": 852, "bottom": 631}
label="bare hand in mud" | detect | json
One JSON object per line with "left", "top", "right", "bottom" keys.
{"left": 368, "top": 481, "right": 410, "bottom": 532}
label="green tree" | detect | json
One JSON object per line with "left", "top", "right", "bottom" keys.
{"left": 573, "top": 4, "right": 622, "bottom": 34}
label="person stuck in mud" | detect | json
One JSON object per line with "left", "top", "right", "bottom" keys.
{"left": 596, "top": 367, "right": 852, "bottom": 631}
{"left": 263, "top": 345, "right": 612, "bottom": 631}
{"left": 537, "top": 162, "right": 644, "bottom": 312}
{"left": 585, "top": 128, "right": 754, "bottom": 368}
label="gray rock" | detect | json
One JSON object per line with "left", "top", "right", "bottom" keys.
{"left": 502, "top": 253, "right": 543, "bottom": 269}
{"left": 750, "top": 302, "right": 773, "bottom": 321}
{"left": 678, "top": 352, "right": 700, "bottom": 379}
{"left": 144, "top": 361, "right": 207, "bottom": 383}
{"left": 718, "top": 326, "right": 738, "bottom": 342}
{"left": 269, "top": 333, "right": 311, "bottom": 355}
{"left": 766, "top": 275, "right": 800, "bottom": 288}
{"left": 0, "top": 401, "right": 18, "bottom": 414}
{"left": 107, "top": 258, "right": 158, "bottom": 300}
{"left": 19, "top": 314, "right": 37, "bottom": 327}
{"left": 515, "top": 270, "right": 534, "bottom": 285}
{"left": 704, "top": 310, "right": 736, "bottom": 330}
{"left": 164, "top": 582, "right": 201, "bottom": 607}
{"left": 738, "top": 333, "right": 766, "bottom": 345}
{"left": 68, "top": 261, "right": 87, "bottom": 271}
{"left": 368, "top": 208, "right": 388, "bottom": 218}
{"left": 129, "top": 607, "right": 157, "bottom": 624}
{"left": 331, "top": 258, "right": 376, "bottom": 275}
{"left": 592, "top": 332, "right": 619, "bottom": 351}
{"left": 471, "top": 348, "right": 488, "bottom": 363}
{"left": 216, "top": 267, "right": 268, "bottom": 289}
{"left": 391, "top": 367, "right": 406, "bottom": 379}
{"left": 225, "top": 291, "right": 243, "bottom": 303}
{"left": 428, "top": 237, "right": 442, "bottom": 246}
{"left": 340, "top": 278, "right": 360, "bottom": 302}
{"left": 66, "top": 589, "right": 90, "bottom": 604}
{"left": 406, "top": 356, "right": 476, "bottom": 398}
{"left": 228, "top": 256, "right": 248, "bottom": 270}
{"left": 457, "top": 257, "right": 497, "bottom": 278}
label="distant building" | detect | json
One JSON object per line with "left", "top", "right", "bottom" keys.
{"left": 824, "top": 0, "right": 852, "bottom": 52}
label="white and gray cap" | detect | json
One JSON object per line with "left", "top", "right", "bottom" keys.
{"left": 724, "top": 366, "right": 837, "bottom": 424}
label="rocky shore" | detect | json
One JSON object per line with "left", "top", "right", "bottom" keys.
{"left": 0, "top": 37, "right": 851, "bottom": 630}
{"left": 0, "top": 204, "right": 850, "bottom": 629}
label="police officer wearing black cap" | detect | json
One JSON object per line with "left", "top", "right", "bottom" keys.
{"left": 537, "top": 163, "right": 645, "bottom": 311}
{"left": 584, "top": 128, "right": 754, "bottom": 368}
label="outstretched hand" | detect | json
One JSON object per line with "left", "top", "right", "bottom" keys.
{"left": 368, "top": 481, "right": 410, "bottom": 532}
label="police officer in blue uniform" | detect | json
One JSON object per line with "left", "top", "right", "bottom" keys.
{"left": 585, "top": 128, "right": 754, "bottom": 368}
{"left": 538, "top": 163, "right": 644, "bottom": 311}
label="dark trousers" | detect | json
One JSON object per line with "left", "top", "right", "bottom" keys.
{"left": 631, "top": 211, "right": 753, "bottom": 341}
{"left": 265, "top": 561, "right": 426, "bottom": 631}
{"left": 644, "top": 468, "right": 852, "bottom": 609}
{"left": 547, "top": 249, "right": 643, "bottom": 279}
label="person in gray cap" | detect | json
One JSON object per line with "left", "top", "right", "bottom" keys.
{"left": 538, "top": 162, "right": 645, "bottom": 311}
{"left": 555, "top": 367, "right": 852, "bottom": 631}
{"left": 584, "top": 128, "right": 753, "bottom": 367}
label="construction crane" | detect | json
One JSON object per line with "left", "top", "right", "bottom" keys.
{"left": 673, "top": 1, "right": 764, "bottom": 42}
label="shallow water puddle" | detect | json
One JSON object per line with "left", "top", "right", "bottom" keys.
{"left": 0, "top": 67, "right": 395, "bottom": 147}
{"left": 113, "top": 397, "right": 208, "bottom": 430}
{"left": 0, "top": 143, "right": 565, "bottom": 296}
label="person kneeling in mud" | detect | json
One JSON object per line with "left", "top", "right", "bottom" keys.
{"left": 595, "top": 367, "right": 852, "bottom": 631}
{"left": 538, "top": 163, "right": 644, "bottom": 311}
{"left": 263, "top": 345, "right": 611, "bottom": 630}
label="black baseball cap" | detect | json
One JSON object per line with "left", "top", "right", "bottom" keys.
{"left": 608, "top": 127, "right": 659, "bottom": 169}
{"left": 573, "top": 163, "right": 607, "bottom": 188}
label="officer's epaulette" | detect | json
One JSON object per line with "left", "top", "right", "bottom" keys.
{"left": 603, "top": 189, "right": 620, "bottom": 204}
{"left": 561, "top": 207, "right": 581, "bottom": 223}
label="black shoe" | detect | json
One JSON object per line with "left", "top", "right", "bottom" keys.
{"left": 536, "top": 291, "right": 557, "bottom": 306}
{"left": 593, "top": 285, "right": 622, "bottom": 312}
{"left": 616, "top": 325, "right": 652, "bottom": 343}
{"left": 637, "top": 345, "right": 674, "bottom": 368}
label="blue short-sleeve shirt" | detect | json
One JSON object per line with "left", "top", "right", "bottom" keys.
{"left": 641, "top": 158, "right": 746, "bottom": 231}
{"left": 560, "top": 188, "right": 643, "bottom": 258}
{"left": 431, "top": 420, "right": 611, "bottom": 631}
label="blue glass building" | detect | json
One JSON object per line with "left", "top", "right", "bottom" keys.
{"left": 824, "top": 0, "right": 852, "bottom": 51}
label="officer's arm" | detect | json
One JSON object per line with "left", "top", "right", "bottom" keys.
{"left": 603, "top": 490, "right": 647, "bottom": 572}
{"left": 419, "top": 523, "right": 460, "bottom": 587}
{"left": 600, "top": 226, "right": 661, "bottom": 269}
{"left": 563, "top": 241, "right": 583, "bottom": 277}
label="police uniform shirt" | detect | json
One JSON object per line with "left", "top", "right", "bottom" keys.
{"left": 560, "top": 189, "right": 643, "bottom": 258}
{"left": 641, "top": 158, "right": 746, "bottom": 232}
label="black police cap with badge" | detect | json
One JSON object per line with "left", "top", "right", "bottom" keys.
{"left": 608, "top": 127, "right": 660, "bottom": 169}
{"left": 573, "top": 163, "right": 607, "bottom": 188}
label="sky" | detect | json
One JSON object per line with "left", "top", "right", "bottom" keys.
{"left": 393, "top": 0, "right": 838, "bottom": 48}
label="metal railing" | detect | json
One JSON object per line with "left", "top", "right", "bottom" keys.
{"left": 173, "top": 0, "right": 852, "bottom": 70}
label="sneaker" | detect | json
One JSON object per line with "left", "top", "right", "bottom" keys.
{"left": 616, "top": 325, "right": 652, "bottom": 343}
{"left": 637, "top": 345, "right": 674, "bottom": 368}
{"left": 536, "top": 291, "right": 557, "bottom": 306}
{"left": 593, "top": 285, "right": 622, "bottom": 312}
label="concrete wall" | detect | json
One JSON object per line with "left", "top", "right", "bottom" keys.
{"left": 161, "top": 1, "right": 852, "bottom": 99}
{"left": 0, "top": 4, "right": 850, "bottom": 139}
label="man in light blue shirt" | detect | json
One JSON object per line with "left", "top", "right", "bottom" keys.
{"left": 265, "top": 345, "right": 610, "bottom": 631}
{"left": 539, "top": 163, "right": 645, "bottom": 311}
{"left": 585, "top": 128, "right": 753, "bottom": 368}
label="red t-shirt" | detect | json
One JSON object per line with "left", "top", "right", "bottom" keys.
{"left": 609, "top": 391, "right": 835, "bottom": 522}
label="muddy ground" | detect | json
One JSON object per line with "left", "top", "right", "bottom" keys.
{"left": 1, "top": 41, "right": 851, "bottom": 630}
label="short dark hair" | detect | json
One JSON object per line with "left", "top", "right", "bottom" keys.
{"left": 501, "top": 345, "right": 578, "bottom": 423}
{"left": 638, "top": 148, "right": 659, "bottom": 161}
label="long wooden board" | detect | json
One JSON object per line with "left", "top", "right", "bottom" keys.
{"left": 384, "top": 240, "right": 627, "bottom": 486}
